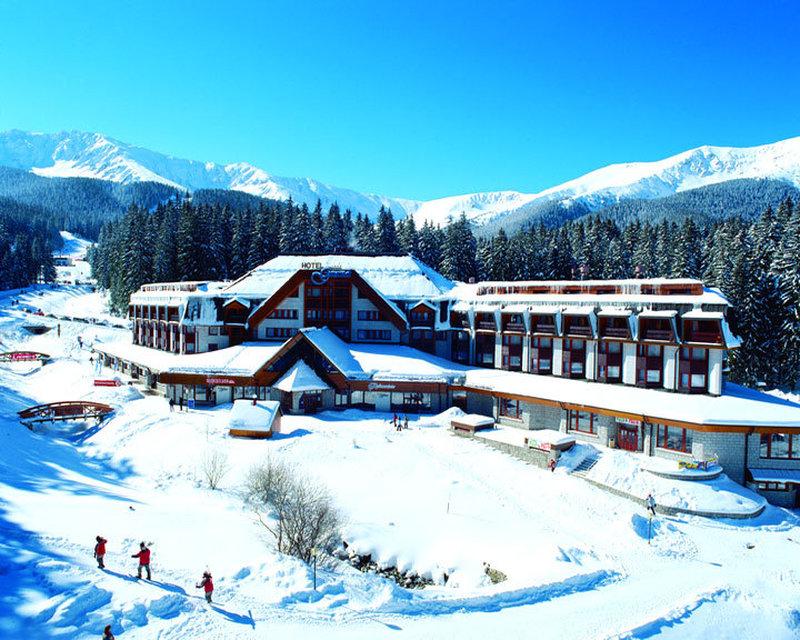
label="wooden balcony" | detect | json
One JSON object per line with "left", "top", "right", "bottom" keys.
{"left": 503, "top": 322, "right": 526, "bottom": 333}
{"left": 641, "top": 328, "right": 673, "bottom": 342}
{"left": 602, "top": 326, "right": 629, "bottom": 338}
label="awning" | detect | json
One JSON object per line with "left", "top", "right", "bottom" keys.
{"left": 274, "top": 360, "right": 331, "bottom": 393}
{"left": 748, "top": 468, "right": 800, "bottom": 484}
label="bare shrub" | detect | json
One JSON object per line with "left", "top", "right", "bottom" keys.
{"left": 201, "top": 449, "right": 231, "bottom": 490}
{"left": 244, "top": 459, "right": 341, "bottom": 563}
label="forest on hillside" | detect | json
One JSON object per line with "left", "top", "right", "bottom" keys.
{"left": 90, "top": 193, "right": 800, "bottom": 390}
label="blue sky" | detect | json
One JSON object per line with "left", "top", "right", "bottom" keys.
{"left": 0, "top": 0, "right": 798, "bottom": 200}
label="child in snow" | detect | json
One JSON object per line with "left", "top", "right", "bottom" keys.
{"left": 646, "top": 493, "right": 657, "bottom": 516}
{"left": 196, "top": 571, "right": 214, "bottom": 603}
{"left": 131, "top": 542, "right": 151, "bottom": 580}
{"left": 94, "top": 536, "right": 107, "bottom": 569}
{"left": 102, "top": 624, "right": 115, "bottom": 639}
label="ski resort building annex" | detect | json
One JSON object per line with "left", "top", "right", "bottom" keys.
{"left": 95, "top": 255, "right": 800, "bottom": 507}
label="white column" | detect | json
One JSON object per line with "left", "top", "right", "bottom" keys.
{"left": 494, "top": 333, "right": 503, "bottom": 369}
{"left": 622, "top": 343, "right": 637, "bottom": 385}
{"left": 708, "top": 349, "right": 723, "bottom": 396}
{"left": 552, "top": 338, "right": 563, "bottom": 376}
{"left": 663, "top": 345, "right": 678, "bottom": 390}
{"left": 521, "top": 335, "right": 530, "bottom": 372}
{"left": 585, "top": 340, "right": 597, "bottom": 380}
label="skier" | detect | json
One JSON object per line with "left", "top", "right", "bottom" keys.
{"left": 646, "top": 493, "right": 657, "bottom": 517}
{"left": 548, "top": 458, "right": 557, "bottom": 473}
{"left": 77, "top": 336, "right": 83, "bottom": 350}
{"left": 403, "top": 415, "right": 409, "bottom": 430}
{"left": 94, "top": 535, "right": 107, "bottom": 569}
{"left": 179, "top": 396, "right": 184, "bottom": 412}
{"left": 392, "top": 413, "right": 398, "bottom": 429}
{"left": 196, "top": 571, "right": 214, "bottom": 603}
{"left": 102, "top": 624, "right": 115, "bottom": 640}
{"left": 131, "top": 542, "right": 151, "bottom": 580}
{"left": 169, "top": 398, "right": 175, "bottom": 413}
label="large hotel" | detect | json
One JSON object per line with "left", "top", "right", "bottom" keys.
{"left": 97, "top": 255, "right": 800, "bottom": 506}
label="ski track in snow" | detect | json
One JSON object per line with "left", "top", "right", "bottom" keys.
{"left": 0, "top": 282, "right": 799, "bottom": 638}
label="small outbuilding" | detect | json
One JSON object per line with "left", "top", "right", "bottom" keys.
{"left": 228, "top": 399, "right": 282, "bottom": 439}
{"left": 451, "top": 413, "right": 495, "bottom": 434}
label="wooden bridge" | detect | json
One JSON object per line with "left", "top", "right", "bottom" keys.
{"left": 0, "top": 351, "right": 51, "bottom": 364}
{"left": 18, "top": 401, "right": 114, "bottom": 425}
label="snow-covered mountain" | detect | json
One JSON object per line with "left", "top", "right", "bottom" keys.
{"left": 0, "top": 130, "right": 420, "bottom": 218}
{"left": 2, "top": 129, "right": 800, "bottom": 228}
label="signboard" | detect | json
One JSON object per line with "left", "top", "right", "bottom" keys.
{"left": 616, "top": 417, "right": 642, "bottom": 427}
{"left": 367, "top": 382, "right": 396, "bottom": 391}
{"left": 310, "top": 268, "right": 352, "bottom": 285}
{"left": 206, "top": 377, "right": 236, "bottom": 386}
{"left": 94, "top": 379, "right": 122, "bottom": 387}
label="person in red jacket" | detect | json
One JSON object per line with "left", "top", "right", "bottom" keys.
{"left": 131, "top": 542, "right": 151, "bottom": 580}
{"left": 94, "top": 536, "right": 107, "bottom": 569}
{"left": 196, "top": 571, "right": 214, "bottom": 603}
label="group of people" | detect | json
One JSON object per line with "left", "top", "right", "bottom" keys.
{"left": 93, "top": 536, "right": 215, "bottom": 637}
{"left": 391, "top": 413, "right": 409, "bottom": 432}
{"left": 168, "top": 396, "right": 188, "bottom": 412}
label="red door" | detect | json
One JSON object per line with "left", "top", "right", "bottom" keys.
{"left": 617, "top": 425, "right": 639, "bottom": 451}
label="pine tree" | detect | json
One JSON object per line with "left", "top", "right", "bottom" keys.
{"left": 375, "top": 206, "right": 399, "bottom": 253}
{"left": 440, "top": 214, "right": 477, "bottom": 281}
{"left": 397, "top": 215, "right": 419, "bottom": 256}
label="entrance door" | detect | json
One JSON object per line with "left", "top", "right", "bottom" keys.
{"left": 300, "top": 392, "right": 321, "bottom": 414}
{"left": 617, "top": 425, "right": 639, "bottom": 451}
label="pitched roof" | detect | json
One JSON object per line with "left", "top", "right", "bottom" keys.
{"left": 274, "top": 360, "right": 331, "bottom": 392}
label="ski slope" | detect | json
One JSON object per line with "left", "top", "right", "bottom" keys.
{"left": 0, "top": 286, "right": 799, "bottom": 639}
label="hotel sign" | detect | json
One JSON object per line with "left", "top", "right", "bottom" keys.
{"left": 616, "top": 417, "right": 642, "bottom": 427}
{"left": 310, "top": 268, "right": 352, "bottom": 285}
{"left": 206, "top": 377, "right": 237, "bottom": 386}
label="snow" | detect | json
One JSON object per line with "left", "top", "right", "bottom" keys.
{"left": 229, "top": 399, "right": 280, "bottom": 433}
{"left": 225, "top": 255, "right": 453, "bottom": 300}
{"left": 274, "top": 360, "right": 330, "bottom": 392}
{"left": 476, "top": 426, "right": 574, "bottom": 449}
{"left": 748, "top": 468, "right": 800, "bottom": 483}
{"left": 558, "top": 445, "right": 765, "bottom": 516}
{"left": 463, "top": 368, "right": 800, "bottom": 428}
{"left": 451, "top": 413, "right": 494, "bottom": 428}
{"left": 7, "top": 130, "right": 800, "bottom": 229}
{"left": 2, "top": 285, "right": 800, "bottom": 639}
{"left": 347, "top": 342, "right": 468, "bottom": 381}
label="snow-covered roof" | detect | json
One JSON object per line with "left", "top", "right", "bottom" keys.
{"left": 638, "top": 310, "right": 678, "bottom": 318}
{"left": 682, "top": 309, "right": 724, "bottom": 320}
{"left": 95, "top": 341, "right": 282, "bottom": 376}
{"left": 274, "top": 360, "right": 331, "bottom": 392}
{"left": 462, "top": 369, "right": 800, "bottom": 429}
{"left": 451, "top": 413, "right": 494, "bottom": 427}
{"left": 562, "top": 306, "right": 595, "bottom": 316}
{"left": 301, "top": 327, "right": 365, "bottom": 376}
{"left": 224, "top": 255, "right": 454, "bottom": 300}
{"left": 748, "top": 468, "right": 800, "bottom": 484}
{"left": 598, "top": 307, "right": 633, "bottom": 317}
{"left": 348, "top": 343, "right": 468, "bottom": 382}
{"left": 229, "top": 399, "right": 280, "bottom": 431}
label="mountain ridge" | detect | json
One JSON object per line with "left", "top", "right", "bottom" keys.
{"left": 2, "top": 129, "right": 800, "bottom": 228}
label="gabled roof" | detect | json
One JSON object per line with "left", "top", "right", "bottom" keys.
{"left": 274, "top": 360, "right": 331, "bottom": 392}
{"left": 225, "top": 255, "right": 454, "bottom": 300}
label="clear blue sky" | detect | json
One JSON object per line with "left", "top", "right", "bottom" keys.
{"left": 0, "top": 0, "right": 798, "bottom": 200}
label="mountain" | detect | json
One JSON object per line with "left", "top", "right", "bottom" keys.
{"left": 0, "top": 130, "right": 419, "bottom": 219}
{"left": 2, "top": 129, "right": 800, "bottom": 228}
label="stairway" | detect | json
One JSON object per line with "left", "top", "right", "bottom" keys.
{"left": 571, "top": 451, "right": 600, "bottom": 477}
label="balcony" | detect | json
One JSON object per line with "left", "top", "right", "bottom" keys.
{"left": 602, "top": 326, "right": 629, "bottom": 338}
{"left": 477, "top": 321, "right": 497, "bottom": 331}
{"left": 642, "top": 328, "right": 673, "bottom": 342}
{"left": 564, "top": 324, "right": 592, "bottom": 338}
{"left": 503, "top": 322, "right": 526, "bottom": 333}
{"left": 685, "top": 331, "right": 722, "bottom": 344}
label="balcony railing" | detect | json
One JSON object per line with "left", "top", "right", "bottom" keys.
{"left": 565, "top": 325, "right": 592, "bottom": 337}
{"left": 642, "top": 329, "right": 673, "bottom": 341}
{"left": 531, "top": 323, "right": 556, "bottom": 334}
{"left": 685, "top": 331, "right": 722, "bottom": 344}
{"left": 477, "top": 321, "right": 497, "bottom": 330}
{"left": 503, "top": 322, "right": 526, "bottom": 333}
{"left": 602, "top": 327, "right": 629, "bottom": 338}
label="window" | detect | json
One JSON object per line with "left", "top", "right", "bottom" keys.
{"left": 678, "top": 347, "right": 708, "bottom": 393}
{"left": 335, "top": 391, "right": 350, "bottom": 406}
{"left": 268, "top": 308, "right": 298, "bottom": 320}
{"left": 563, "top": 339, "right": 586, "bottom": 378}
{"left": 209, "top": 327, "right": 220, "bottom": 336}
{"left": 356, "top": 329, "right": 391, "bottom": 341}
{"left": 656, "top": 424, "right": 693, "bottom": 453}
{"left": 637, "top": 344, "right": 663, "bottom": 387}
{"left": 756, "top": 481, "right": 789, "bottom": 491}
{"left": 760, "top": 433, "right": 799, "bottom": 459}
{"left": 265, "top": 327, "right": 297, "bottom": 340}
{"left": 411, "top": 310, "right": 431, "bottom": 322}
{"left": 567, "top": 410, "right": 596, "bottom": 435}
{"left": 598, "top": 341, "right": 623, "bottom": 383}
{"left": 308, "top": 287, "right": 322, "bottom": 298}
{"left": 499, "top": 397, "right": 522, "bottom": 420}
{"left": 357, "top": 310, "right": 380, "bottom": 321}
{"left": 530, "top": 337, "right": 552, "bottom": 374}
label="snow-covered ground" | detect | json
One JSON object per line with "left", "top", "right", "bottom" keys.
{"left": 1, "top": 286, "right": 800, "bottom": 639}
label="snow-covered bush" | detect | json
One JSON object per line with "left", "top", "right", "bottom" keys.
{"left": 201, "top": 449, "right": 231, "bottom": 490}
{"left": 244, "top": 459, "right": 341, "bottom": 563}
